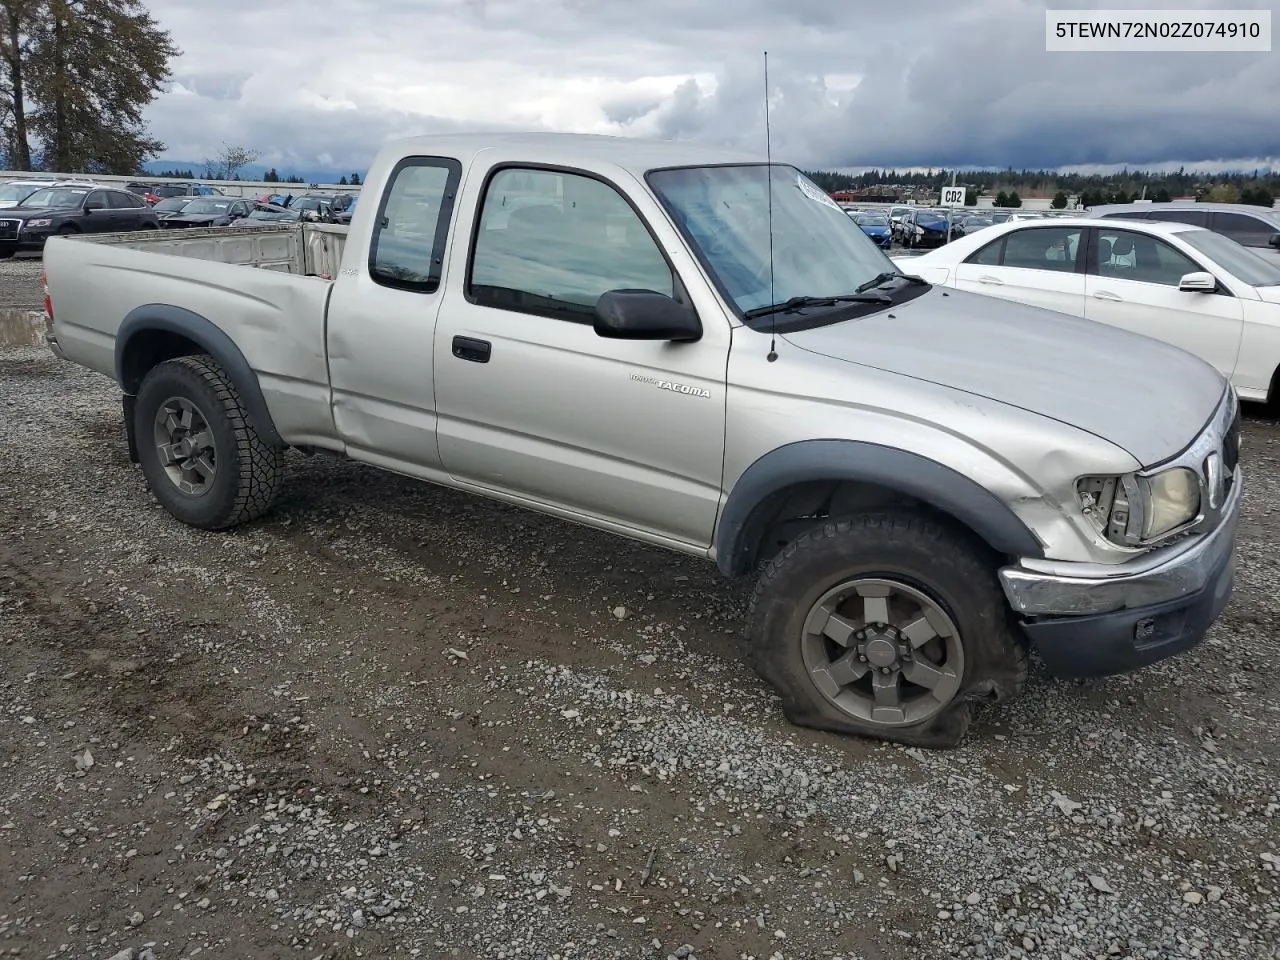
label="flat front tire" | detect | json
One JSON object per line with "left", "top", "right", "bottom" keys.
{"left": 746, "top": 511, "right": 1028, "bottom": 748}
{"left": 134, "top": 355, "right": 283, "bottom": 529}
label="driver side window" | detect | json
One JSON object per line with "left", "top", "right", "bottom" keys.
{"left": 469, "top": 167, "right": 674, "bottom": 323}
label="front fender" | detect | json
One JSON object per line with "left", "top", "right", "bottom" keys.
{"left": 714, "top": 439, "right": 1045, "bottom": 576}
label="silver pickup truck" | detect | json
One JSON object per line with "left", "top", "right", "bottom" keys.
{"left": 42, "top": 132, "right": 1242, "bottom": 748}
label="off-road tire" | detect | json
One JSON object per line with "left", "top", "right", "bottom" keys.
{"left": 134, "top": 355, "right": 283, "bottom": 530}
{"left": 746, "top": 510, "right": 1028, "bottom": 748}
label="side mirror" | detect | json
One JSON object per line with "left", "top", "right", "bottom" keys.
{"left": 1269, "top": 233, "right": 1280, "bottom": 248}
{"left": 594, "top": 290, "right": 701, "bottom": 342}
{"left": 84, "top": 202, "right": 103, "bottom": 212}
{"left": 1178, "top": 271, "right": 1217, "bottom": 293}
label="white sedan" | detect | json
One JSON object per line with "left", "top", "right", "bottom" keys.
{"left": 896, "top": 217, "right": 1280, "bottom": 403}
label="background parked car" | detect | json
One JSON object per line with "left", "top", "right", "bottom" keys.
{"left": 900, "top": 217, "right": 1280, "bottom": 402}
{"left": 160, "top": 196, "right": 256, "bottom": 229}
{"left": 236, "top": 204, "right": 302, "bottom": 228}
{"left": 333, "top": 197, "right": 357, "bottom": 225}
{"left": 150, "top": 182, "right": 224, "bottom": 199}
{"left": 151, "top": 197, "right": 197, "bottom": 221}
{"left": 849, "top": 211, "right": 892, "bottom": 249}
{"left": 0, "top": 179, "right": 56, "bottom": 209}
{"left": 952, "top": 215, "right": 993, "bottom": 239}
{"left": 286, "top": 195, "right": 337, "bottom": 222}
{"left": 0, "top": 185, "right": 159, "bottom": 256}
{"left": 900, "top": 208, "right": 951, "bottom": 248}
{"left": 1084, "top": 202, "right": 1280, "bottom": 264}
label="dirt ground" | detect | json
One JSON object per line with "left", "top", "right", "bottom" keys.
{"left": 1, "top": 338, "right": 1278, "bottom": 960}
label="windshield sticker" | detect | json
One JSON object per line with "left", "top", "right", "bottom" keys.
{"left": 796, "top": 174, "right": 843, "bottom": 211}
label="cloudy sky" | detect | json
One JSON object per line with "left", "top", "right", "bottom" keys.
{"left": 143, "top": 0, "right": 1280, "bottom": 177}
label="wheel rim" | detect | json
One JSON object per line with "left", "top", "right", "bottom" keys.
{"left": 800, "top": 577, "right": 964, "bottom": 727}
{"left": 152, "top": 396, "right": 217, "bottom": 496}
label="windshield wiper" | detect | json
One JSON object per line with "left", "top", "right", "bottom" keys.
{"left": 855, "top": 271, "right": 928, "bottom": 293}
{"left": 743, "top": 292, "right": 891, "bottom": 320}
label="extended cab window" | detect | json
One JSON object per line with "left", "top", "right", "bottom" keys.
{"left": 368, "top": 157, "right": 461, "bottom": 293}
{"left": 468, "top": 167, "right": 673, "bottom": 322}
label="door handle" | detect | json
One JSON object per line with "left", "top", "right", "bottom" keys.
{"left": 452, "top": 335, "right": 491, "bottom": 363}
{"left": 1092, "top": 291, "right": 1123, "bottom": 302}
{"left": 978, "top": 275, "right": 1004, "bottom": 285}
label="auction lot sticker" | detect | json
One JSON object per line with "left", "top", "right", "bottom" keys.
{"left": 1046, "top": 8, "right": 1271, "bottom": 51}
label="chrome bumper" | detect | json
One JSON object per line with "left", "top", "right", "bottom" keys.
{"left": 999, "top": 469, "right": 1242, "bottom": 617}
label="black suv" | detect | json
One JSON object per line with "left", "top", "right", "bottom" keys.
{"left": 0, "top": 185, "right": 161, "bottom": 257}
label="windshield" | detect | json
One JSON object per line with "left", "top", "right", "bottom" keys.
{"left": 154, "top": 198, "right": 191, "bottom": 212}
{"left": 647, "top": 164, "right": 896, "bottom": 318}
{"left": 292, "top": 197, "right": 325, "bottom": 210}
{"left": 0, "top": 183, "right": 44, "bottom": 204}
{"left": 182, "top": 198, "right": 234, "bottom": 215}
{"left": 1181, "top": 229, "right": 1280, "bottom": 287}
{"left": 248, "top": 209, "right": 298, "bottom": 221}
{"left": 855, "top": 214, "right": 889, "bottom": 226}
{"left": 20, "top": 187, "right": 88, "bottom": 209}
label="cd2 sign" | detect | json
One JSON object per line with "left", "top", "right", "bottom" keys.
{"left": 941, "top": 186, "right": 966, "bottom": 207}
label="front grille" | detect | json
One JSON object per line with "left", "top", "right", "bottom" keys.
{"left": 0, "top": 219, "right": 19, "bottom": 241}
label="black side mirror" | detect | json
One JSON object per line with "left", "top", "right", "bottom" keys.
{"left": 1269, "top": 233, "right": 1280, "bottom": 248}
{"left": 594, "top": 290, "right": 701, "bottom": 342}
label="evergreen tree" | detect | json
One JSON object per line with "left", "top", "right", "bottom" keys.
{"left": 15, "top": 0, "right": 178, "bottom": 173}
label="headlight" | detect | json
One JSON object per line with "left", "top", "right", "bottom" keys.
{"left": 25, "top": 218, "right": 52, "bottom": 229}
{"left": 1140, "top": 468, "right": 1200, "bottom": 539}
{"left": 1078, "top": 467, "right": 1200, "bottom": 546}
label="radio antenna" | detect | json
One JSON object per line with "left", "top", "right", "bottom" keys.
{"left": 764, "top": 50, "right": 778, "bottom": 363}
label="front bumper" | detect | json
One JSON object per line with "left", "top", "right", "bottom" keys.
{"left": 999, "top": 469, "right": 1242, "bottom": 677}
{"left": 0, "top": 234, "right": 48, "bottom": 254}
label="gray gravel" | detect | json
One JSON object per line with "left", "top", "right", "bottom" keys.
{"left": 1, "top": 270, "right": 1278, "bottom": 959}
{"left": 0, "top": 256, "right": 43, "bottom": 307}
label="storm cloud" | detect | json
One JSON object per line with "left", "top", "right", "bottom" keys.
{"left": 143, "top": 0, "right": 1279, "bottom": 175}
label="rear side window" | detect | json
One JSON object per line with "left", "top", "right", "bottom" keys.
{"left": 106, "top": 191, "right": 143, "bottom": 209}
{"left": 1095, "top": 229, "right": 1200, "bottom": 286}
{"left": 1211, "top": 212, "right": 1277, "bottom": 248}
{"left": 1145, "top": 208, "right": 1207, "bottom": 227}
{"left": 368, "top": 157, "right": 462, "bottom": 293}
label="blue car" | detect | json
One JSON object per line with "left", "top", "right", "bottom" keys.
{"left": 850, "top": 212, "right": 892, "bottom": 249}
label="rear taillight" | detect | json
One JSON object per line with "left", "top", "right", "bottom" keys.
{"left": 41, "top": 270, "right": 53, "bottom": 321}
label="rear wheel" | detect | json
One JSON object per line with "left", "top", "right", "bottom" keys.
{"left": 746, "top": 511, "right": 1027, "bottom": 748}
{"left": 134, "top": 355, "right": 283, "bottom": 529}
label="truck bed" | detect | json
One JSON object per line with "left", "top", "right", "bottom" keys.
{"left": 70, "top": 222, "right": 348, "bottom": 277}
{"left": 43, "top": 224, "right": 347, "bottom": 448}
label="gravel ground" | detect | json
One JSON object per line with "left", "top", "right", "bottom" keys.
{"left": 0, "top": 256, "right": 43, "bottom": 307}
{"left": 1, "top": 313, "right": 1279, "bottom": 959}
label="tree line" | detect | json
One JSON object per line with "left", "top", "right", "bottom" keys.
{"left": 806, "top": 166, "right": 1277, "bottom": 207}
{"left": 1, "top": 0, "right": 176, "bottom": 173}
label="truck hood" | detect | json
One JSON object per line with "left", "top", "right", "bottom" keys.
{"left": 782, "top": 287, "right": 1226, "bottom": 466}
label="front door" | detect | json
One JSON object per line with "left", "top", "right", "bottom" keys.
{"left": 432, "top": 164, "right": 730, "bottom": 548}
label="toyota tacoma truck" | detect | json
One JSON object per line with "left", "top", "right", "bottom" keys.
{"left": 41, "top": 133, "right": 1242, "bottom": 748}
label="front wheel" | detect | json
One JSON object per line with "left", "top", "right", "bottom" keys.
{"left": 746, "top": 511, "right": 1028, "bottom": 748}
{"left": 134, "top": 355, "right": 284, "bottom": 529}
